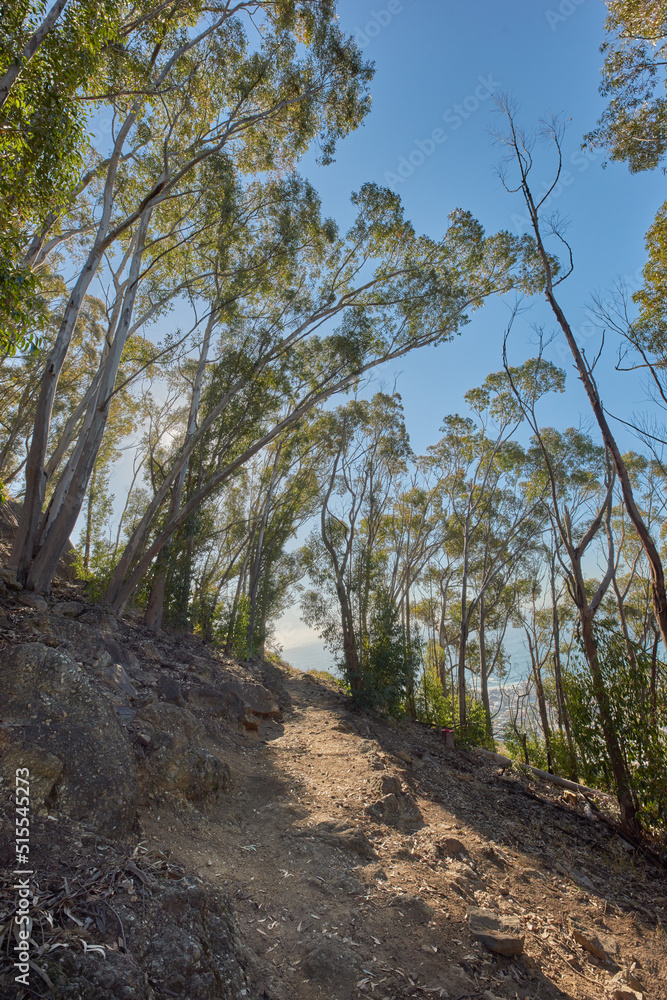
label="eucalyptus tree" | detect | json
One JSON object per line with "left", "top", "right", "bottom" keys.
{"left": 522, "top": 417, "right": 648, "bottom": 831}
{"left": 498, "top": 101, "right": 667, "bottom": 665}
{"left": 174, "top": 420, "right": 324, "bottom": 653}
{"left": 10, "top": 0, "right": 373, "bottom": 589}
{"left": 103, "top": 197, "right": 543, "bottom": 615}
{"left": 426, "top": 365, "right": 547, "bottom": 730}
{"left": 301, "top": 392, "right": 411, "bottom": 696}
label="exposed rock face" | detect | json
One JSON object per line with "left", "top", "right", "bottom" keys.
{"left": 137, "top": 702, "right": 232, "bottom": 804}
{"left": 24, "top": 609, "right": 138, "bottom": 673}
{"left": 0, "top": 643, "right": 139, "bottom": 835}
{"left": 186, "top": 674, "right": 282, "bottom": 726}
{"left": 18, "top": 822, "right": 247, "bottom": 1000}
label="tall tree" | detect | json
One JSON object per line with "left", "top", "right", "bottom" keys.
{"left": 9, "top": 0, "right": 373, "bottom": 590}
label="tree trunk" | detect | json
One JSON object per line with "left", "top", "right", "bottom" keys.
{"left": 247, "top": 442, "right": 282, "bottom": 653}
{"left": 145, "top": 308, "right": 216, "bottom": 628}
{"left": 337, "top": 578, "right": 361, "bottom": 689}
{"left": 479, "top": 593, "right": 492, "bottom": 739}
{"left": 0, "top": 0, "right": 69, "bottom": 111}
{"left": 10, "top": 109, "right": 140, "bottom": 584}
{"left": 521, "top": 160, "right": 667, "bottom": 655}
{"left": 457, "top": 528, "right": 471, "bottom": 729}
{"left": 22, "top": 210, "right": 151, "bottom": 594}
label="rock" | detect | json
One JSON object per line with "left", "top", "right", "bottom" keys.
{"left": 116, "top": 705, "right": 137, "bottom": 725}
{"left": 101, "top": 663, "right": 138, "bottom": 698}
{"left": 468, "top": 907, "right": 525, "bottom": 957}
{"left": 563, "top": 789, "right": 578, "bottom": 805}
{"left": 365, "top": 790, "right": 424, "bottom": 830}
{"left": 0, "top": 566, "right": 21, "bottom": 589}
{"left": 17, "top": 590, "right": 48, "bottom": 611}
{"left": 483, "top": 992, "right": 503, "bottom": 1000}
{"left": 396, "top": 750, "right": 412, "bottom": 764}
{"left": 78, "top": 607, "right": 117, "bottom": 632}
{"left": 332, "top": 828, "right": 378, "bottom": 860}
{"left": 187, "top": 675, "right": 281, "bottom": 723}
{"left": 27, "top": 612, "right": 138, "bottom": 672}
{"left": 0, "top": 643, "right": 139, "bottom": 835}
{"left": 607, "top": 969, "right": 644, "bottom": 996}
{"left": 157, "top": 675, "right": 185, "bottom": 704}
{"left": 52, "top": 600, "right": 85, "bottom": 617}
{"left": 379, "top": 773, "right": 402, "bottom": 795}
{"left": 308, "top": 820, "right": 378, "bottom": 860}
{"left": 0, "top": 745, "right": 63, "bottom": 809}
{"left": 336, "top": 874, "right": 365, "bottom": 894}
{"left": 571, "top": 868, "right": 596, "bottom": 891}
{"left": 137, "top": 702, "right": 231, "bottom": 804}
{"left": 41, "top": 877, "right": 244, "bottom": 999}
{"left": 569, "top": 919, "right": 618, "bottom": 961}
{"left": 437, "top": 837, "right": 468, "bottom": 856}
{"left": 389, "top": 893, "right": 433, "bottom": 922}
{"left": 219, "top": 675, "right": 281, "bottom": 717}
{"left": 138, "top": 640, "right": 162, "bottom": 661}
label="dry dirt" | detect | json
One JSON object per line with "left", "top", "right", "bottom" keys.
{"left": 136, "top": 666, "right": 667, "bottom": 1000}
{"left": 0, "top": 551, "right": 666, "bottom": 1000}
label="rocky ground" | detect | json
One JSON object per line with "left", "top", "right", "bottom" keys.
{"left": 0, "top": 573, "right": 666, "bottom": 1000}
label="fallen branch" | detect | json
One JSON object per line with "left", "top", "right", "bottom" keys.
{"left": 477, "top": 748, "right": 608, "bottom": 799}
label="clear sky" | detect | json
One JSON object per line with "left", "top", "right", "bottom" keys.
{"left": 275, "top": 0, "right": 667, "bottom": 668}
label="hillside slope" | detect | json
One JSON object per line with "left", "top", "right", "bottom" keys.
{"left": 0, "top": 578, "right": 666, "bottom": 1000}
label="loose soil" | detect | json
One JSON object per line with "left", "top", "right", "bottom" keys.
{"left": 139, "top": 667, "right": 667, "bottom": 1000}
{"left": 0, "top": 563, "right": 666, "bottom": 1000}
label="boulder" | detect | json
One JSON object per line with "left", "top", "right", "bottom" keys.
{"left": 0, "top": 643, "right": 139, "bottom": 835}
{"left": 468, "top": 907, "right": 525, "bottom": 957}
{"left": 52, "top": 600, "right": 85, "bottom": 618}
{"left": 187, "top": 675, "right": 281, "bottom": 724}
{"left": 137, "top": 702, "right": 231, "bottom": 804}
{"left": 17, "top": 591, "right": 48, "bottom": 611}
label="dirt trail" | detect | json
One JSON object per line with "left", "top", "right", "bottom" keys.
{"left": 139, "top": 668, "right": 667, "bottom": 1000}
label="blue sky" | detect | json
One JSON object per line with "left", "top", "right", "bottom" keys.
{"left": 275, "top": 0, "right": 667, "bottom": 667}
{"left": 289, "top": 0, "right": 665, "bottom": 453}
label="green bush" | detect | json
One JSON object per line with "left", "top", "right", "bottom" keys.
{"left": 565, "top": 621, "right": 667, "bottom": 834}
{"left": 416, "top": 663, "right": 494, "bottom": 749}
{"left": 350, "top": 590, "right": 418, "bottom": 717}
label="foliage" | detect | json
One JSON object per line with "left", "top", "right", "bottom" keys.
{"left": 586, "top": 1, "right": 667, "bottom": 172}
{"left": 214, "top": 594, "right": 253, "bottom": 660}
{"left": 502, "top": 724, "right": 577, "bottom": 780}
{"left": 565, "top": 621, "right": 667, "bottom": 834}
{"left": 356, "top": 589, "right": 418, "bottom": 717}
{"left": 415, "top": 661, "right": 494, "bottom": 750}
{"left": 306, "top": 669, "right": 346, "bottom": 690}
